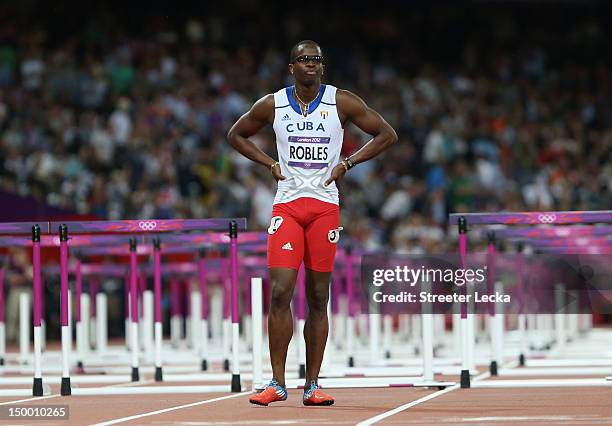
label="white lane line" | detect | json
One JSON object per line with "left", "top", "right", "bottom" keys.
{"left": 90, "top": 391, "right": 253, "bottom": 426}
{"left": 0, "top": 378, "right": 152, "bottom": 405}
{"left": 0, "top": 394, "right": 59, "bottom": 405}
{"left": 356, "top": 367, "right": 499, "bottom": 426}
{"left": 356, "top": 385, "right": 459, "bottom": 426}
{"left": 452, "top": 415, "right": 584, "bottom": 422}
{"left": 107, "top": 380, "right": 154, "bottom": 387}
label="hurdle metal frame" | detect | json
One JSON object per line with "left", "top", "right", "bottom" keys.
{"left": 0, "top": 218, "right": 250, "bottom": 397}
{"left": 449, "top": 210, "right": 612, "bottom": 389}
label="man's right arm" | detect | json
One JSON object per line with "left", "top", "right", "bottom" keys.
{"left": 227, "top": 94, "right": 278, "bottom": 170}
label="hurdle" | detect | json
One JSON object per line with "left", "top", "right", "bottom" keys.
{"left": 42, "top": 262, "right": 126, "bottom": 359}
{"left": 155, "top": 233, "right": 267, "bottom": 373}
{"left": 483, "top": 226, "right": 612, "bottom": 372}
{"left": 197, "top": 248, "right": 208, "bottom": 372}
{"left": 35, "top": 218, "right": 247, "bottom": 396}
{"left": 0, "top": 222, "right": 47, "bottom": 396}
{"left": 71, "top": 231, "right": 265, "bottom": 372}
{"left": 251, "top": 277, "right": 263, "bottom": 390}
{"left": 32, "top": 225, "right": 43, "bottom": 395}
{"left": 0, "top": 258, "right": 5, "bottom": 366}
{"left": 344, "top": 246, "right": 356, "bottom": 367}
{"left": 250, "top": 250, "right": 455, "bottom": 390}
{"left": 449, "top": 210, "right": 612, "bottom": 388}
{"left": 486, "top": 232, "right": 503, "bottom": 375}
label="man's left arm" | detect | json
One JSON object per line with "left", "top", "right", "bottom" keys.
{"left": 325, "top": 90, "right": 397, "bottom": 186}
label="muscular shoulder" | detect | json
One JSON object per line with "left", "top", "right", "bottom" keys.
{"left": 335, "top": 89, "right": 368, "bottom": 124}
{"left": 250, "top": 94, "right": 276, "bottom": 124}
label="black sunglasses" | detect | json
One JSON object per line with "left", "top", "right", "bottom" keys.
{"left": 294, "top": 55, "right": 324, "bottom": 64}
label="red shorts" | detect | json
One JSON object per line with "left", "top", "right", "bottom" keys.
{"left": 267, "top": 197, "right": 341, "bottom": 272}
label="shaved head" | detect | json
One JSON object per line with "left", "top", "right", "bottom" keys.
{"left": 290, "top": 40, "right": 322, "bottom": 62}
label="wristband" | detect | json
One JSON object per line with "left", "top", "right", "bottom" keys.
{"left": 344, "top": 157, "right": 355, "bottom": 170}
{"left": 270, "top": 161, "right": 279, "bottom": 171}
{"left": 340, "top": 160, "right": 349, "bottom": 172}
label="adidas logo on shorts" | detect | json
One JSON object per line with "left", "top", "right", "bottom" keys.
{"left": 281, "top": 113, "right": 291, "bottom": 121}
{"left": 282, "top": 242, "right": 293, "bottom": 251}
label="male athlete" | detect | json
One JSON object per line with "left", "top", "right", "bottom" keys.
{"left": 228, "top": 40, "right": 397, "bottom": 406}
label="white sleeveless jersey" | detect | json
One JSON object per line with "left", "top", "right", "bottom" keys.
{"left": 272, "top": 84, "right": 343, "bottom": 205}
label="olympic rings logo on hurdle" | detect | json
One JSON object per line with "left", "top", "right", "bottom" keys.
{"left": 537, "top": 214, "right": 557, "bottom": 223}
{"left": 138, "top": 221, "right": 158, "bottom": 231}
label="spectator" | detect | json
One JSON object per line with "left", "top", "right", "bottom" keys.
{"left": 0, "top": 4, "right": 609, "bottom": 255}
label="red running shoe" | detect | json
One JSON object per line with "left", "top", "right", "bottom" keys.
{"left": 249, "top": 379, "right": 288, "bottom": 406}
{"left": 303, "top": 381, "right": 335, "bottom": 406}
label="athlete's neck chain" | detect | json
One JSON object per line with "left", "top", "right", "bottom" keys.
{"left": 294, "top": 86, "right": 319, "bottom": 118}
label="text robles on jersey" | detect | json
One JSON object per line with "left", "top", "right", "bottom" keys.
{"left": 288, "top": 135, "right": 330, "bottom": 169}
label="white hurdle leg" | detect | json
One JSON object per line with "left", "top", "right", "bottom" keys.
{"left": 76, "top": 320, "right": 84, "bottom": 366}
{"left": 186, "top": 313, "right": 192, "bottom": 350}
{"left": 143, "top": 291, "right": 154, "bottom": 361}
{"left": 82, "top": 294, "right": 90, "bottom": 355}
{"left": 346, "top": 315, "right": 355, "bottom": 366}
{"left": 19, "top": 292, "right": 30, "bottom": 364}
{"left": 467, "top": 285, "right": 476, "bottom": 373}
{"left": 90, "top": 290, "right": 96, "bottom": 350}
{"left": 369, "top": 312, "right": 381, "bottom": 365}
{"left": 460, "top": 312, "right": 469, "bottom": 386}
{"left": 489, "top": 313, "right": 498, "bottom": 374}
{"left": 383, "top": 315, "right": 392, "bottom": 359}
{"left": 61, "top": 324, "right": 70, "bottom": 392}
{"left": 518, "top": 314, "right": 528, "bottom": 365}
{"left": 298, "top": 317, "right": 306, "bottom": 377}
{"left": 434, "top": 314, "right": 445, "bottom": 348}
{"left": 421, "top": 279, "right": 434, "bottom": 381}
{"left": 358, "top": 314, "right": 368, "bottom": 345}
{"left": 231, "top": 321, "right": 240, "bottom": 385}
{"left": 154, "top": 321, "right": 162, "bottom": 377}
{"left": 453, "top": 311, "right": 461, "bottom": 351}
{"left": 139, "top": 294, "right": 146, "bottom": 351}
{"left": 334, "top": 308, "right": 345, "bottom": 349}
{"left": 210, "top": 289, "right": 222, "bottom": 344}
{"left": 412, "top": 314, "right": 421, "bottom": 355}
{"left": 171, "top": 315, "right": 181, "bottom": 348}
{"left": 223, "top": 318, "right": 231, "bottom": 371}
{"left": 0, "top": 321, "right": 5, "bottom": 366}
{"left": 244, "top": 315, "right": 252, "bottom": 348}
{"left": 494, "top": 311, "right": 505, "bottom": 368}
{"left": 131, "top": 321, "right": 139, "bottom": 380}
{"left": 190, "top": 291, "right": 201, "bottom": 355}
{"left": 0, "top": 266, "right": 5, "bottom": 365}
{"left": 33, "top": 323, "right": 42, "bottom": 394}
{"left": 490, "top": 281, "right": 505, "bottom": 375}
{"left": 32, "top": 234, "right": 43, "bottom": 397}
{"left": 251, "top": 278, "right": 263, "bottom": 391}
{"left": 40, "top": 319, "right": 46, "bottom": 353}
{"left": 129, "top": 240, "right": 140, "bottom": 382}
{"left": 125, "top": 317, "right": 131, "bottom": 349}
{"left": 89, "top": 317, "right": 96, "bottom": 349}
{"left": 200, "top": 318, "right": 209, "bottom": 371}
{"left": 96, "top": 293, "right": 107, "bottom": 353}
{"left": 76, "top": 294, "right": 89, "bottom": 367}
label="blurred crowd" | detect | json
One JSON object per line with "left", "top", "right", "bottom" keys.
{"left": 0, "top": 4, "right": 611, "bottom": 255}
